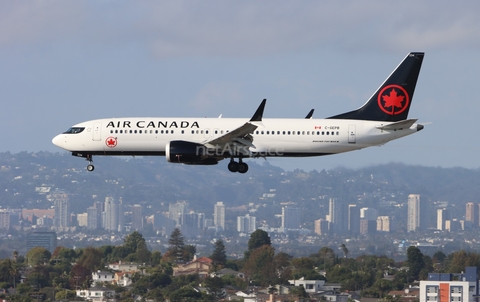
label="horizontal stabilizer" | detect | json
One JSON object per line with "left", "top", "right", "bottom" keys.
{"left": 375, "top": 119, "right": 418, "bottom": 130}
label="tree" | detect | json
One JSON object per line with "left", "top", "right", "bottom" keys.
{"left": 26, "top": 247, "right": 51, "bottom": 266}
{"left": 248, "top": 229, "right": 271, "bottom": 251}
{"left": 124, "top": 231, "right": 146, "bottom": 255}
{"left": 340, "top": 243, "right": 349, "bottom": 258}
{"left": 318, "top": 247, "right": 335, "bottom": 270}
{"left": 204, "top": 276, "right": 225, "bottom": 301}
{"left": 243, "top": 245, "right": 276, "bottom": 286}
{"left": 210, "top": 240, "right": 227, "bottom": 269}
{"left": 76, "top": 247, "right": 102, "bottom": 271}
{"left": 406, "top": 246, "right": 425, "bottom": 282}
{"left": 168, "top": 228, "right": 185, "bottom": 263}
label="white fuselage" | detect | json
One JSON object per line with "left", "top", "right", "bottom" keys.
{"left": 52, "top": 117, "right": 420, "bottom": 158}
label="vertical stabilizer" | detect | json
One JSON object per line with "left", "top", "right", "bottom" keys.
{"left": 328, "top": 52, "right": 424, "bottom": 121}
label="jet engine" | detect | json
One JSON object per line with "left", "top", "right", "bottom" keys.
{"left": 166, "top": 140, "right": 218, "bottom": 165}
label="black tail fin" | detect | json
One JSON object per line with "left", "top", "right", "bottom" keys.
{"left": 328, "top": 52, "right": 424, "bottom": 122}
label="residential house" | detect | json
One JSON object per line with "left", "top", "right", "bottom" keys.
{"left": 173, "top": 257, "right": 212, "bottom": 277}
{"left": 91, "top": 270, "right": 115, "bottom": 287}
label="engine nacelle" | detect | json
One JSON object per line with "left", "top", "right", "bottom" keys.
{"left": 166, "top": 140, "right": 218, "bottom": 165}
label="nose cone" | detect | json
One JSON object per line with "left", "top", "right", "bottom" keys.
{"left": 52, "top": 134, "right": 64, "bottom": 149}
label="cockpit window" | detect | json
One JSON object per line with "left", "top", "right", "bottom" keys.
{"left": 63, "top": 127, "right": 85, "bottom": 134}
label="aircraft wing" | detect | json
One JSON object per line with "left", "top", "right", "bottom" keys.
{"left": 204, "top": 99, "right": 266, "bottom": 150}
{"left": 375, "top": 119, "right": 418, "bottom": 131}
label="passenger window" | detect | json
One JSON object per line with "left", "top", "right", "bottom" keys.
{"left": 256, "top": 131, "right": 259, "bottom": 135}
{"left": 192, "top": 130, "right": 195, "bottom": 134}
{"left": 288, "top": 131, "right": 291, "bottom": 135}
{"left": 261, "top": 131, "right": 264, "bottom": 135}
{"left": 134, "top": 130, "right": 137, "bottom": 134}
{"left": 283, "top": 131, "right": 286, "bottom": 135}
{"left": 302, "top": 131, "right": 305, "bottom": 135}
{"left": 171, "top": 130, "right": 174, "bottom": 134}
{"left": 161, "top": 130, "right": 164, "bottom": 134}
{"left": 297, "top": 131, "right": 300, "bottom": 135}
{"left": 181, "top": 130, "right": 184, "bottom": 134}
{"left": 155, "top": 130, "right": 158, "bottom": 134}
{"left": 336, "top": 131, "right": 339, "bottom": 135}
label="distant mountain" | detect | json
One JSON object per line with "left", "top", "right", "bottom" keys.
{"left": 1, "top": 152, "right": 479, "bottom": 230}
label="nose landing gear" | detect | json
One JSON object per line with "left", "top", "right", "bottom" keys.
{"left": 86, "top": 154, "right": 94, "bottom": 172}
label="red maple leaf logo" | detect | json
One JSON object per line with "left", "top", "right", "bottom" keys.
{"left": 105, "top": 137, "right": 117, "bottom": 148}
{"left": 377, "top": 85, "right": 410, "bottom": 115}
{"left": 382, "top": 89, "right": 404, "bottom": 112}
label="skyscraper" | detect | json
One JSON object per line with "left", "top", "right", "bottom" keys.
{"left": 376, "top": 216, "right": 391, "bottom": 232}
{"left": 465, "top": 202, "right": 478, "bottom": 227}
{"left": 169, "top": 201, "right": 189, "bottom": 226}
{"left": 407, "top": 194, "right": 421, "bottom": 232}
{"left": 237, "top": 214, "right": 256, "bottom": 233}
{"left": 328, "top": 198, "right": 348, "bottom": 234}
{"left": 87, "top": 206, "right": 99, "bottom": 230}
{"left": 54, "top": 198, "right": 70, "bottom": 230}
{"left": 214, "top": 201, "right": 225, "bottom": 231}
{"left": 104, "top": 197, "right": 119, "bottom": 232}
{"left": 131, "top": 204, "right": 143, "bottom": 231}
{"left": 437, "top": 208, "right": 449, "bottom": 231}
{"left": 348, "top": 204, "right": 360, "bottom": 234}
{"left": 282, "top": 206, "right": 301, "bottom": 231}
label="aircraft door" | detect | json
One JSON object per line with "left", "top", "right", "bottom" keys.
{"left": 93, "top": 123, "right": 102, "bottom": 141}
{"left": 348, "top": 125, "right": 356, "bottom": 144}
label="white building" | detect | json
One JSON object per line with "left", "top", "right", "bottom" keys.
{"left": 419, "top": 267, "right": 478, "bottom": 302}
{"left": 76, "top": 287, "right": 115, "bottom": 302}
{"left": 91, "top": 271, "right": 115, "bottom": 287}
{"left": 288, "top": 277, "right": 325, "bottom": 293}
{"left": 214, "top": 201, "right": 225, "bottom": 231}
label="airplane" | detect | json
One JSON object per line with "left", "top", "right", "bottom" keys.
{"left": 52, "top": 52, "right": 425, "bottom": 174}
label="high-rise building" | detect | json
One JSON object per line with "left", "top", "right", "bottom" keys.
{"left": 27, "top": 231, "right": 57, "bottom": 253}
{"left": 437, "top": 208, "right": 449, "bottom": 231}
{"left": 87, "top": 206, "right": 99, "bottom": 230}
{"left": 328, "top": 198, "right": 348, "bottom": 234}
{"left": 348, "top": 204, "right": 360, "bottom": 234}
{"left": 213, "top": 201, "right": 225, "bottom": 231}
{"left": 360, "top": 208, "right": 378, "bottom": 221}
{"left": 407, "top": 194, "right": 421, "bottom": 232}
{"left": 237, "top": 214, "right": 256, "bottom": 233}
{"left": 102, "top": 197, "right": 125, "bottom": 232}
{"left": 54, "top": 198, "right": 70, "bottom": 230}
{"left": 376, "top": 216, "right": 391, "bottom": 232}
{"left": 131, "top": 204, "right": 143, "bottom": 231}
{"left": 169, "top": 201, "right": 189, "bottom": 226}
{"left": 314, "top": 219, "right": 330, "bottom": 235}
{"left": 0, "top": 210, "right": 10, "bottom": 230}
{"left": 465, "top": 202, "right": 478, "bottom": 227}
{"left": 282, "top": 206, "right": 301, "bottom": 231}
{"left": 77, "top": 213, "right": 88, "bottom": 227}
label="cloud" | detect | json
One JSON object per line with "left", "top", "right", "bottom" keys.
{"left": 2, "top": 1, "right": 480, "bottom": 57}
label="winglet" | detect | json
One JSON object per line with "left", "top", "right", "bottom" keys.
{"left": 250, "top": 99, "right": 267, "bottom": 122}
{"left": 305, "top": 109, "right": 314, "bottom": 119}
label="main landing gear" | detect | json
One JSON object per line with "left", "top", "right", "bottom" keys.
{"left": 228, "top": 158, "right": 249, "bottom": 174}
{"left": 86, "top": 154, "right": 95, "bottom": 172}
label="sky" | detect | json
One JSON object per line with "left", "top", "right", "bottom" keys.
{"left": 1, "top": 1, "right": 480, "bottom": 172}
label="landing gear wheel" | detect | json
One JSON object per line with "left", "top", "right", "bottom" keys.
{"left": 228, "top": 161, "right": 239, "bottom": 173}
{"left": 238, "top": 162, "right": 249, "bottom": 174}
{"left": 87, "top": 164, "right": 95, "bottom": 172}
